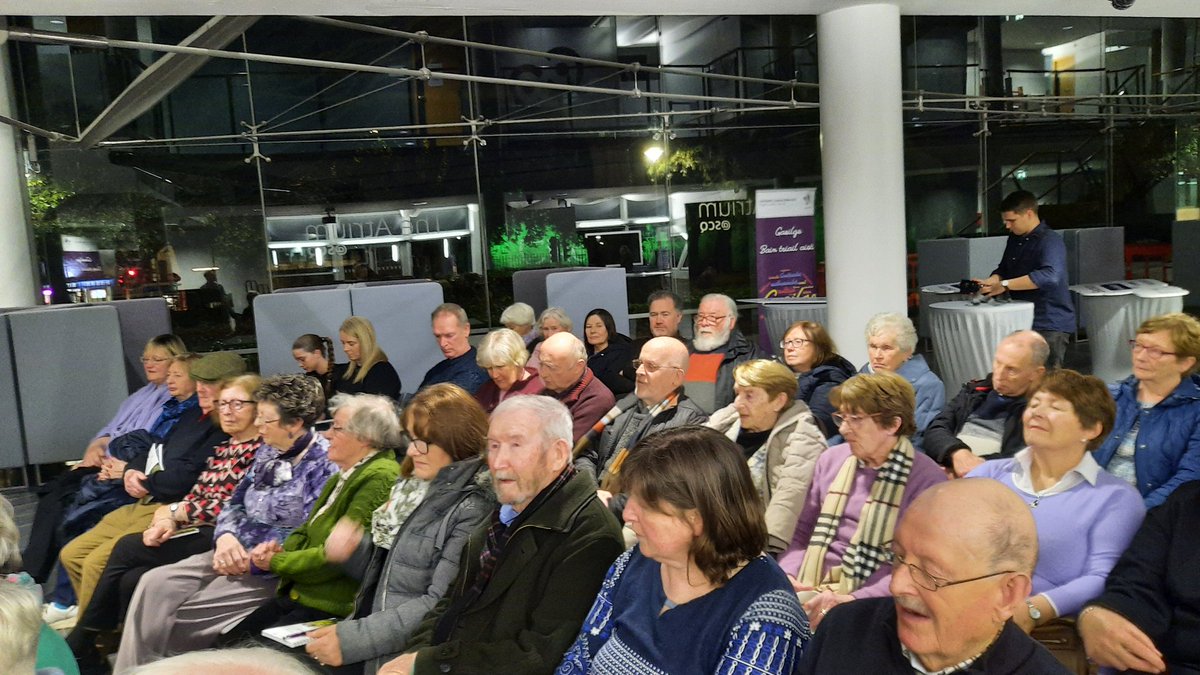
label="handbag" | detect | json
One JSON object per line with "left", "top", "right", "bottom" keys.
{"left": 1031, "top": 618, "right": 1094, "bottom": 675}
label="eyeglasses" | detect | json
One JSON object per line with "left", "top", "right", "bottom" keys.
{"left": 141, "top": 356, "right": 171, "bottom": 364}
{"left": 632, "top": 359, "right": 682, "bottom": 374}
{"left": 831, "top": 412, "right": 882, "bottom": 428}
{"left": 402, "top": 432, "right": 429, "bottom": 454}
{"left": 1129, "top": 340, "right": 1178, "bottom": 359}
{"left": 889, "top": 550, "right": 1016, "bottom": 592}
{"left": 695, "top": 314, "right": 729, "bottom": 325}
{"left": 780, "top": 338, "right": 812, "bottom": 349}
{"left": 254, "top": 416, "right": 281, "bottom": 426}
{"left": 217, "top": 399, "right": 256, "bottom": 412}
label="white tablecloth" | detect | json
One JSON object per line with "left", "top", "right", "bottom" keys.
{"left": 740, "top": 298, "right": 828, "bottom": 356}
{"left": 928, "top": 300, "right": 1035, "bottom": 399}
{"left": 919, "top": 284, "right": 971, "bottom": 337}
{"left": 1071, "top": 280, "right": 1189, "bottom": 383}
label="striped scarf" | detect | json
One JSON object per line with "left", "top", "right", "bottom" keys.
{"left": 797, "top": 436, "right": 915, "bottom": 593}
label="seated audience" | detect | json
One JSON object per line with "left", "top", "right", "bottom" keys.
{"left": 418, "top": 303, "right": 487, "bottom": 395}
{"left": 780, "top": 320, "right": 856, "bottom": 439}
{"left": 538, "top": 332, "right": 616, "bottom": 443}
{"left": 969, "top": 369, "right": 1146, "bottom": 631}
{"left": 217, "top": 394, "right": 400, "bottom": 641}
{"left": 499, "top": 302, "right": 537, "bottom": 347}
{"left": 525, "top": 306, "right": 571, "bottom": 371}
{"left": 575, "top": 336, "right": 707, "bottom": 503}
{"left": 59, "top": 352, "right": 236, "bottom": 622}
{"left": 860, "top": 312, "right": 944, "bottom": 447}
{"left": 705, "top": 359, "right": 827, "bottom": 553}
{"left": 798, "top": 479, "right": 1067, "bottom": 674}
{"left": 1093, "top": 312, "right": 1200, "bottom": 508}
{"left": 307, "top": 384, "right": 496, "bottom": 673}
{"left": 293, "top": 333, "right": 337, "bottom": 402}
{"left": 0, "top": 495, "right": 78, "bottom": 675}
{"left": 583, "top": 308, "right": 635, "bottom": 396}
{"left": 1078, "top": 480, "right": 1200, "bottom": 674}
{"left": 925, "top": 330, "right": 1048, "bottom": 477}
{"left": 559, "top": 426, "right": 809, "bottom": 674}
{"left": 375, "top": 396, "right": 624, "bottom": 675}
{"left": 473, "top": 328, "right": 545, "bottom": 414}
{"left": 67, "top": 375, "right": 264, "bottom": 670}
{"left": 23, "top": 334, "right": 185, "bottom": 598}
{"left": 114, "top": 375, "right": 336, "bottom": 672}
{"left": 685, "top": 293, "right": 763, "bottom": 414}
{"left": 332, "top": 317, "right": 401, "bottom": 400}
{"left": 777, "top": 371, "right": 946, "bottom": 628}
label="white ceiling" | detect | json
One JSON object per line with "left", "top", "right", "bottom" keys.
{"left": 5, "top": 0, "right": 1200, "bottom": 17}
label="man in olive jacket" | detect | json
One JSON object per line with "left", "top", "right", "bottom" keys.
{"left": 382, "top": 396, "right": 624, "bottom": 675}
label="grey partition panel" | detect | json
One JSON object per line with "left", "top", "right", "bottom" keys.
{"left": 1063, "top": 227, "right": 1123, "bottom": 285}
{"left": 1174, "top": 221, "right": 1200, "bottom": 308}
{"left": 255, "top": 289, "right": 354, "bottom": 377}
{"left": 513, "top": 267, "right": 590, "bottom": 317}
{"left": 916, "top": 237, "right": 1008, "bottom": 287}
{"left": 111, "top": 298, "right": 172, "bottom": 392}
{"left": 349, "top": 281, "right": 444, "bottom": 396}
{"left": 546, "top": 269, "right": 630, "bottom": 340}
{"left": 9, "top": 305, "right": 127, "bottom": 465}
{"left": 273, "top": 284, "right": 350, "bottom": 293}
{"left": 0, "top": 315, "right": 23, "bottom": 468}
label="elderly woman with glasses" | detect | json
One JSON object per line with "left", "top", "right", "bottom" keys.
{"left": 302, "top": 383, "right": 496, "bottom": 673}
{"left": 68, "top": 374, "right": 265, "bottom": 669}
{"left": 969, "top": 370, "right": 1145, "bottom": 635}
{"left": 780, "top": 320, "right": 857, "bottom": 439}
{"left": 114, "top": 374, "right": 338, "bottom": 672}
{"left": 777, "top": 371, "right": 946, "bottom": 630}
{"left": 704, "top": 360, "right": 828, "bottom": 553}
{"left": 1092, "top": 313, "right": 1200, "bottom": 508}
{"left": 473, "top": 329, "right": 545, "bottom": 414}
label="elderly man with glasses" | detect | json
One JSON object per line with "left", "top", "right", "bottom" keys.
{"left": 684, "top": 293, "right": 763, "bottom": 414}
{"left": 798, "top": 479, "right": 1068, "bottom": 674}
{"left": 574, "top": 336, "right": 708, "bottom": 517}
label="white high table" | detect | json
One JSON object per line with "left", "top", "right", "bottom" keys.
{"left": 918, "top": 283, "right": 970, "bottom": 337}
{"left": 928, "top": 300, "right": 1035, "bottom": 399}
{"left": 1070, "top": 279, "right": 1190, "bottom": 383}
{"left": 739, "top": 297, "right": 828, "bottom": 356}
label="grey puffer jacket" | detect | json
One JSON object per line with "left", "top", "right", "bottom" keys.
{"left": 335, "top": 456, "right": 495, "bottom": 674}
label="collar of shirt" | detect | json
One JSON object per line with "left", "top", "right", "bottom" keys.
{"left": 499, "top": 504, "right": 520, "bottom": 526}
{"left": 1010, "top": 447, "right": 1100, "bottom": 497}
{"left": 902, "top": 645, "right": 982, "bottom": 674}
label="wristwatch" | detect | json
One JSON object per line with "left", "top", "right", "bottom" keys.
{"left": 169, "top": 501, "right": 183, "bottom": 522}
{"left": 1026, "top": 599, "right": 1042, "bottom": 622}
{"left": 1000, "top": 279, "right": 1010, "bottom": 289}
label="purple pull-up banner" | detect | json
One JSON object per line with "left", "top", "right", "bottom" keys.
{"left": 754, "top": 189, "right": 817, "bottom": 299}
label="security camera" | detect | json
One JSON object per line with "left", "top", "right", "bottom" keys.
{"left": 1111, "top": 0, "right": 1134, "bottom": 9}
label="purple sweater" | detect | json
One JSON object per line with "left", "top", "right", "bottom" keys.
{"left": 970, "top": 457, "right": 1146, "bottom": 616}
{"left": 213, "top": 435, "right": 337, "bottom": 548}
{"left": 776, "top": 443, "right": 947, "bottom": 598}
{"left": 94, "top": 382, "right": 172, "bottom": 446}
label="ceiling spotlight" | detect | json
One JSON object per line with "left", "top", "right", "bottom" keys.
{"left": 1111, "top": 0, "right": 1134, "bottom": 8}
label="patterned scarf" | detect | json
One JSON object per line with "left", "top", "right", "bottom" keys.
{"left": 254, "top": 431, "right": 315, "bottom": 489}
{"left": 433, "top": 465, "right": 576, "bottom": 644}
{"left": 597, "top": 391, "right": 681, "bottom": 493}
{"left": 148, "top": 394, "right": 198, "bottom": 439}
{"left": 797, "top": 436, "right": 915, "bottom": 593}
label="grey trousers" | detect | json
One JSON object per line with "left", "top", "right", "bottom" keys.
{"left": 113, "top": 549, "right": 277, "bottom": 674}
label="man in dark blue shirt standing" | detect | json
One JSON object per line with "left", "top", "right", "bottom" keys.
{"left": 976, "top": 191, "right": 1075, "bottom": 369}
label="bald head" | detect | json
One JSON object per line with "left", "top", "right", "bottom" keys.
{"left": 904, "top": 478, "right": 1037, "bottom": 575}
{"left": 538, "top": 332, "right": 587, "bottom": 393}
{"left": 991, "top": 330, "right": 1048, "bottom": 398}
{"left": 635, "top": 337, "right": 690, "bottom": 405}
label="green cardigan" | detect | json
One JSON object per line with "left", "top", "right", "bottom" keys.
{"left": 270, "top": 449, "right": 399, "bottom": 617}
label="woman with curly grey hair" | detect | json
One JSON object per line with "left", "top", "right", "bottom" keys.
{"left": 115, "top": 374, "right": 339, "bottom": 672}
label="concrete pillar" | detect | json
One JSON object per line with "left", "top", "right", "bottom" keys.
{"left": 0, "top": 26, "right": 40, "bottom": 307}
{"left": 819, "top": 4, "right": 908, "bottom": 368}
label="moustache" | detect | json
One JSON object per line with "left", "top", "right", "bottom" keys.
{"left": 895, "top": 596, "right": 930, "bottom": 617}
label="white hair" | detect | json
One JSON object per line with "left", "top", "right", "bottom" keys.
{"left": 865, "top": 312, "right": 918, "bottom": 355}
{"left": 128, "top": 647, "right": 319, "bottom": 675}
{"left": 493, "top": 395, "right": 573, "bottom": 450}
{"left": 699, "top": 293, "right": 738, "bottom": 317}
{"left": 500, "top": 302, "right": 535, "bottom": 328}
{"left": 0, "top": 495, "right": 20, "bottom": 573}
{"left": 539, "top": 306, "right": 573, "bottom": 332}
{"left": 328, "top": 393, "right": 404, "bottom": 448}
{"left": 0, "top": 583, "right": 41, "bottom": 674}
{"left": 477, "top": 329, "right": 529, "bottom": 369}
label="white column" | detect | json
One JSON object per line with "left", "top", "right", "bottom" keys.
{"left": 819, "top": 4, "right": 908, "bottom": 368}
{"left": 0, "top": 25, "right": 40, "bottom": 307}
